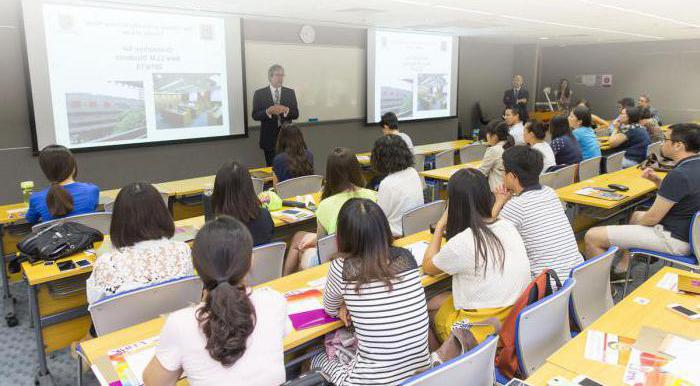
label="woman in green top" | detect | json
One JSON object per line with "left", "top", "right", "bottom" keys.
{"left": 282, "top": 147, "right": 377, "bottom": 275}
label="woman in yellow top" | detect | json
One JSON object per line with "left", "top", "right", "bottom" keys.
{"left": 422, "top": 168, "right": 531, "bottom": 349}
{"left": 282, "top": 147, "right": 376, "bottom": 275}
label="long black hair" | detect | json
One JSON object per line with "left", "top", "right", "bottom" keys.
{"left": 275, "top": 125, "right": 313, "bottom": 178}
{"left": 336, "top": 198, "right": 395, "bottom": 292}
{"left": 549, "top": 115, "right": 575, "bottom": 140}
{"left": 110, "top": 182, "right": 174, "bottom": 249}
{"left": 193, "top": 216, "right": 256, "bottom": 367}
{"left": 445, "top": 169, "right": 505, "bottom": 276}
{"left": 321, "top": 148, "right": 366, "bottom": 200}
{"left": 212, "top": 160, "right": 261, "bottom": 223}
{"left": 38, "top": 145, "right": 77, "bottom": 217}
{"left": 484, "top": 121, "right": 515, "bottom": 150}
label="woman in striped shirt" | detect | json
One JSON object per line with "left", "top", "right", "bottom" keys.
{"left": 311, "top": 198, "right": 431, "bottom": 385}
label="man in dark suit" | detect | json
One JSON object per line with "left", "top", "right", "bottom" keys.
{"left": 252, "top": 64, "right": 299, "bottom": 166}
{"left": 503, "top": 74, "right": 529, "bottom": 122}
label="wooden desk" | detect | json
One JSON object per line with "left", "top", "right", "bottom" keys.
{"left": 0, "top": 202, "right": 29, "bottom": 326}
{"left": 525, "top": 362, "right": 579, "bottom": 385}
{"left": 79, "top": 230, "right": 448, "bottom": 378}
{"left": 542, "top": 267, "right": 700, "bottom": 385}
{"left": 356, "top": 139, "right": 473, "bottom": 166}
{"left": 555, "top": 167, "right": 664, "bottom": 210}
{"left": 419, "top": 160, "right": 483, "bottom": 182}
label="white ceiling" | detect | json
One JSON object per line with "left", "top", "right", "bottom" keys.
{"left": 114, "top": 0, "right": 700, "bottom": 45}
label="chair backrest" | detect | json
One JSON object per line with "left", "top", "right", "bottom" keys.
{"left": 252, "top": 178, "right": 264, "bottom": 196}
{"left": 459, "top": 143, "right": 488, "bottom": 164}
{"left": 434, "top": 150, "right": 455, "bottom": 169}
{"left": 32, "top": 212, "right": 113, "bottom": 234}
{"left": 247, "top": 242, "right": 286, "bottom": 286}
{"left": 88, "top": 275, "right": 203, "bottom": 336}
{"left": 551, "top": 164, "right": 577, "bottom": 189}
{"left": 647, "top": 141, "right": 662, "bottom": 157}
{"left": 401, "top": 200, "right": 446, "bottom": 237}
{"left": 317, "top": 233, "right": 338, "bottom": 264}
{"left": 690, "top": 212, "right": 700, "bottom": 259}
{"left": 538, "top": 171, "right": 556, "bottom": 189}
{"left": 400, "top": 335, "right": 498, "bottom": 386}
{"left": 413, "top": 153, "right": 426, "bottom": 173}
{"left": 606, "top": 151, "right": 625, "bottom": 173}
{"left": 104, "top": 191, "right": 169, "bottom": 212}
{"left": 578, "top": 156, "right": 602, "bottom": 181}
{"left": 569, "top": 247, "right": 617, "bottom": 330}
{"left": 515, "top": 278, "right": 575, "bottom": 377}
{"left": 275, "top": 175, "right": 324, "bottom": 199}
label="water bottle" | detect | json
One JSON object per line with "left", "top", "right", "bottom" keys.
{"left": 472, "top": 128, "right": 481, "bottom": 141}
{"left": 203, "top": 183, "right": 214, "bottom": 197}
{"left": 21, "top": 181, "right": 34, "bottom": 204}
{"left": 202, "top": 183, "right": 214, "bottom": 220}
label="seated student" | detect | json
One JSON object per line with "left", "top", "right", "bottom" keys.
{"left": 26, "top": 145, "right": 99, "bottom": 223}
{"left": 576, "top": 99, "right": 609, "bottom": 131}
{"left": 640, "top": 107, "right": 664, "bottom": 143}
{"left": 272, "top": 124, "right": 314, "bottom": 184}
{"left": 144, "top": 216, "right": 287, "bottom": 386}
{"left": 493, "top": 146, "right": 584, "bottom": 281}
{"left": 585, "top": 124, "right": 700, "bottom": 282}
{"left": 524, "top": 120, "right": 556, "bottom": 173}
{"left": 569, "top": 105, "right": 602, "bottom": 160}
{"left": 549, "top": 115, "right": 583, "bottom": 166}
{"left": 479, "top": 121, "right": 514, "bottom": 191}
{"left": 609, "top": 97, "right": 636, "bottom": 135}
{"left": 380, "top": 111, "right": 414, "bottom": 152}
{"left": 86, "top": 183, "right": 193, "bottom": 304}
{"left": 504, "top": 107, "right": 525, "bottom": 145}
{"left": 422, "top": 169, "right": 530, "bottom": 349}
{"left": 606, "top": 106, "right": 651, "bottom": 168}
{"left": 282, "top": 148, "right": 377, "bottom": 275}
{"left": 638, "top": 94, "right": 662, "bottom": 125}
{"left": 212, "top": 160, "right": 274, "bottom": 246}
{"left": 371, "top": 135, "right": 424, "bottom": 237}
{"left": 311, "top": 198, "right": 430, "bottom": 385}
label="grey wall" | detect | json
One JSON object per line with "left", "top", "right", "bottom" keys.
{"left": 457, "top": 39, "right": 516, "bottom": 130}
{"left": 538, "top": 39, "right": 700, "bottom": 123}
{"left": 0, "top": 0, "right": 466, "bottom": 203}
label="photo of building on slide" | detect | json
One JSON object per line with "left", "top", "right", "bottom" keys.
{"left": 380, "top": 78, "right": 414, "bottom": 118}
{"left": 65, "top": 81, "right": 146, "bottom": 145}
{"left": 153, "top": 73, "right": 224, "bottom": 130}
{"left": 417, "top": 73, "right": 448, "bottom": 111}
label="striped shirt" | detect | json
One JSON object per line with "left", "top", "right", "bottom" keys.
{"left": 312, "top": 247, "right": 430, "bottom": 385}
{"left": 500, "top": 185, "right": 583, "bottom": 281}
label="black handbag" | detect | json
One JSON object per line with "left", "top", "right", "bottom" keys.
{"left": 17, "top": 222, "right": 104, "bottom": 263}
{"left": 638, "top": 153, "right": 674, "bottom": 173}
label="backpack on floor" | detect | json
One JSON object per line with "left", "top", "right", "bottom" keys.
{"left": 495, "top": 269, "right": 561, "bottom": 379}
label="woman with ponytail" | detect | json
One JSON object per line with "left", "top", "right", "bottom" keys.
{"left": 478, "top": 120, "right": 515, "bottom": 191}
{"left": 25, "top": 144, "right": 99, "bottom": 223}
{"left": 144, "top": 216, "right": 287, "bottom": 386}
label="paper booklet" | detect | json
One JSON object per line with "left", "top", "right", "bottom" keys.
{"left": 575, "top": 187, "right": 626, "bottom": 201}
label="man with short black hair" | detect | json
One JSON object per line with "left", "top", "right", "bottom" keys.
{"left": 638, "top": 94, "right": 662, "bottom": 125}
{"left": 380, "top": 112, "right": 414, "bottom": 152}
{"left": 504, "top": 107, "right": 525, "bottom": 145}
{"left": 493, "top": 146, "right": 584, "bottom": 281}
{"left": 585, "top": 123, "right": 700, "bottom": 281}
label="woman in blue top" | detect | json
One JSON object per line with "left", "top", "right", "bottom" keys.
{"left": 549, "top": 115, "right": 583, "bottom": 166}
{"left": 568, "top": 105, "right": 602, "bottom": 160}
{"left": 606, "top": 106, "right": 651, "bottom": 168}
{"left": 25, "top": 145, "right": 99, "bottom": 223}
{"left": 272, "top": 124, "right": 314, "bottom": 185}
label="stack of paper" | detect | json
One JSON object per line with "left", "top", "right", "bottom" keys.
{"left": 406, "top": 241, "right": 430, "bottom": 266}
{"left": 285, "top": 288, "right": 337, "bottom": 330}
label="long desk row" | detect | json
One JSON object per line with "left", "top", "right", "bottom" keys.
{"left": 78, "top": 230, "right": 446, "bottom": 383}
{"left": 527, "top": 267, "right": 700, "bottom": 385}
{"left": 19, "top": 192, "right": 320, "bottom": 383}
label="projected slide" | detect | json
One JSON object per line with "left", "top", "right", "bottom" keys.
{"left": 368, "top": 30, "right": 458, "bottom": 123}
{"left": 35, "top": 3, "right": 236, "bottom": 149}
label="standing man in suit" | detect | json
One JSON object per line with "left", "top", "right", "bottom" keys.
{"left": 503, "top": 74, "right": 529, "bottom": 122}
{"left": 252, "top": 64, "right": 299, "bottom": 166}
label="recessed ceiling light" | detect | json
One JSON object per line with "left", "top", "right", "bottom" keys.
{"left": 538, "top": 37, "right": 551, "bottom": 40}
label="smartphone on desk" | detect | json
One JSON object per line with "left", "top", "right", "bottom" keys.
{"left": 57, "top": 260, "right": 76, "bottom": 271}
